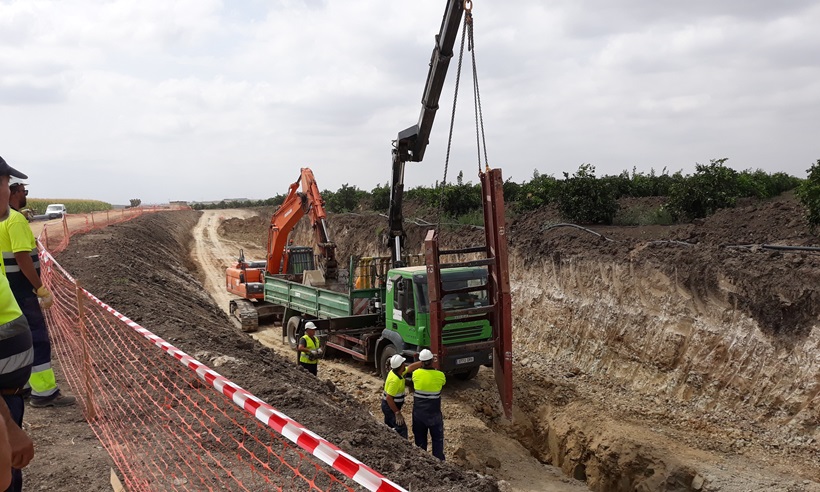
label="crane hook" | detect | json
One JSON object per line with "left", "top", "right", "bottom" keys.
{"left": 463, "top": 0, "right": 472, "bottom": 13}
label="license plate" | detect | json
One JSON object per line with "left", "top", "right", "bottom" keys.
{"left": 455, "top": 356, "right": 474, "bottom": 365}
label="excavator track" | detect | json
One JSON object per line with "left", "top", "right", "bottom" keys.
{"left": 229, "top": 299, "right": 259, "bottom": 332}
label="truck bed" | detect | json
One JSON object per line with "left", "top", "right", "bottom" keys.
{"left": 264, "top": 274, "right": 381, "bottom": 319}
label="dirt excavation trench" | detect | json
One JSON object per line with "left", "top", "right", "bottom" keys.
{"left": 53, "top": 196, "right": 820, "bottom": 492}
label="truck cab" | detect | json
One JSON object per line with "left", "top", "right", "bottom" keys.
{"left": 383, "top": 266, "right": 493, "bottom": 377}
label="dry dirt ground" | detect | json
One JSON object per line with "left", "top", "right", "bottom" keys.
{"left": 21, "top": 193, "right": 820, "bottom": 491}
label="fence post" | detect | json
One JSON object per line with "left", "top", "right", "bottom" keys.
{"left": 62, "top": 214, "right": 69, "bottom": 247}
{"left": 42, "top": 225, "right": 49, "bottom": 251}
{"left": 106, "top": 211, "right": 110, "bottom": 224}
{"left": 75, "top": 282, "right": 97, "bottom": 420}
{"left": 91, "top": 212, "right": 95, "bottom": 228}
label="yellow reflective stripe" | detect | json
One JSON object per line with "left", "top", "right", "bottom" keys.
{"left": 29, "top": 366, "right": 57, "bottom": 396}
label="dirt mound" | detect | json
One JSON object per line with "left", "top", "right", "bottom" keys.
{"left": 54, "top": 211, "right": 498, "bottom": 492}
{"left": 510, "top": 194, "right": 820, "bottom": 343}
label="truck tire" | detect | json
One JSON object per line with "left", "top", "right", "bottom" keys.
{"left": 286, "top": 316, "right": 302, "bottom": 349}
{"left": 453, "top": 366, "right": 480, "bottom": 381}
{"left": 378, "top": 344, "right": 398, "bottom": 379}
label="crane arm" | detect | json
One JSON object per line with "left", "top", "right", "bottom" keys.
{"left": 388, "top": 0, "right": 466, "bottom": 268}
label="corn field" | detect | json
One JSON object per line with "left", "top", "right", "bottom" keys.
{"left": 26, "top": 198, "right": 113, "bottom": 214}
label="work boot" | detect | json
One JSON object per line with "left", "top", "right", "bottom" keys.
{"left": 29, "top": 391, "right": 76, "bottom": 408}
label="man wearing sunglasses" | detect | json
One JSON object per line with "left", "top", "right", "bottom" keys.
{"left": 0, "top": 176, "right": 75, "bottom": 409}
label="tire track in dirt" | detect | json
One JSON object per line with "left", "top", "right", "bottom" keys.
{"left": 191, "top": 209, "right": 261, "bottom": 315}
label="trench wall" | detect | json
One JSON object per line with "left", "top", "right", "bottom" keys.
{"left": 510, "top": 253, "right": 820, "bottom": 431}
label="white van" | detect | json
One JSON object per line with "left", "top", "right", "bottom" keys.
{"left": 45, "top": 204, "right": 67, "bottom": 219}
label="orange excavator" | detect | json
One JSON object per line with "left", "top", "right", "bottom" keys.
{"left": 226, "top": 167, "right": 337, "bottom": 331}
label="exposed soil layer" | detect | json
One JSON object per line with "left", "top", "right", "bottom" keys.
{"left": 50, "top": 211, "right": 497, "bottom": 492}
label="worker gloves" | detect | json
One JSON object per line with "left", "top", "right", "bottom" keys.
{"left": 35, "top": 285, "right": 54, "bottom": 309}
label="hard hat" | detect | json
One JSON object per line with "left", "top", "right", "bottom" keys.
{"left": 419, "top": 349, "right": 434, "bottom": 361}
{"left": 304, "top": 321, "right": 317, "bottom": 330}
{"left": 8, "top": 176, "right": 27, "bottom": 187}
{"left": 389, "top": 354, "right": 405, "bottom": 369}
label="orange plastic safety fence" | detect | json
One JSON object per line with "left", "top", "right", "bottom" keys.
{"left": 37, "top": 247, "right": 404, "bottom": 491}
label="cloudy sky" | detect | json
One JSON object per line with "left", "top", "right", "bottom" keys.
{"left": 1, "top": 0, "right": 818, "bottom": 205}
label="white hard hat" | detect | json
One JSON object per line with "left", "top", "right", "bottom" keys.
{"left": 419, "top": 349, "right": 434, "bottom": 361}
{"left": 8, "top": 176, "right": 27, "bottom": 187}
{"left": 389, "top": 354, "right": 405, "bottom": 369}
{"left": 304, "top": 321, "right": 317, "bottom": 330}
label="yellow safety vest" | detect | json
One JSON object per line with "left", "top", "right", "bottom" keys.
{"left": 412, "top": 368, "right": 446, "bottom": 414}
{"left": 299, "top": 334, "right": 320, "bottom": 365}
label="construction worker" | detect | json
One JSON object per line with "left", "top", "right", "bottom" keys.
{"left": 410, "top": 349, "right": 446, "bottom": 460}
{"left": 296, "top": 321, "right": 322, "bottom": 376}
{"left": 381, "top": 354, "right": 422, "bottom": 438}
{"left": 0, "top": 156, "right": 35, "bottom": 492}
{"left": 0, "top": 177, "right": 75, "bottom": 408}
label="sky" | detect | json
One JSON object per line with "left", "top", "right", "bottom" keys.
{"left": 1, "top": 0, "right": 819, "bottom": 205}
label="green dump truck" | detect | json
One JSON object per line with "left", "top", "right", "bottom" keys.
{"left": 270, "top": 254, "right": 495, "bottom": 380}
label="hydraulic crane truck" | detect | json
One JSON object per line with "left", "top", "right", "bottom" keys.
{"left": 226, "top": 0, "right": 513, "bottom": 418}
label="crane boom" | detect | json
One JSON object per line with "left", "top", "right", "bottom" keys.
{"left": 388, "top": 0, "right": 465, "bottom": 268}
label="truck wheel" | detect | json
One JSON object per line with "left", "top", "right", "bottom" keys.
{"left": 378, "top": 344, "right": 398, "bottom": 379}
{"left": 286, "top": 316, "right": 302, "bottom": 349}
{"left": 454, "top": 366, "right": 480, "bottom": 381}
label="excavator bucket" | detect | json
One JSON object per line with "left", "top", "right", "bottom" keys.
{"left": 424, "top": 167, "right": 513, "bottom": 419}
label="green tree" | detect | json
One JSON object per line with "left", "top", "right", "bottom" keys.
{"left": 370, "top": 183, "right": 390, "bottom": 212}
{"left": 556, "top": 164, "right": 618, "bottom": 224}
{"left": 797, "top": 159, "right": 820, "bottom": 228}
{"left": 324, "top": 184, "right": 365, "bottom": 213}
{"left": 667, "top": 158, "right": 740, "bottom": 220}
{"left": 516, "top": 170, "right": 558, "bottom": 211}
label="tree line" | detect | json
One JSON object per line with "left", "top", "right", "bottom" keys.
{"left": 191, "top": 159, "right": 820, "bottom": 226}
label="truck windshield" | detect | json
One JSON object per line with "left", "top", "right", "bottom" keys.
{"left": 414, "top": 270, "right": 489, "bottom": 314}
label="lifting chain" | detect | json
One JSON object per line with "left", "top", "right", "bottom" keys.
{"left": 436, "top": 2, "right": 489, "bottom": 235}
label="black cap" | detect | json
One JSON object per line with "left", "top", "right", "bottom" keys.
{"left": 0, "top": 156, "right": 28, "bottom": 180}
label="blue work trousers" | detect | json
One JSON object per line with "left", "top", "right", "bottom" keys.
{"left": 19, "top": 297, "right": 49, "bottom": 369}
{"left": 2, "top": 394, "right": 25, "bottom": 492}
{"left": 412, "top": 410, "right": 445, "bottom": 460}
{"left": 380, "top": 399, "right": 408, "bottom": 438}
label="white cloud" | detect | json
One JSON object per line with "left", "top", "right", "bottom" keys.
{"left": 0, "top": 0, "right": 818, "bottom": 204}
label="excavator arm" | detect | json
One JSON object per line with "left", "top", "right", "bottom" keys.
{"left": 266, "top": 168, "right": 338, "bottom": 279}
{"left": 388, "top": 0, "right": 466, "bottom": 268}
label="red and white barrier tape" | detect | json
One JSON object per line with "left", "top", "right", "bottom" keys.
{"left": 38, "top": 247, "right": 407, "bottom": 492}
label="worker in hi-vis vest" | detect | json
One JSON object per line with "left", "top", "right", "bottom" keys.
{"left": 296, "top": 321, "right": 322, "bottom": 376}
{"left": 381, "top": 354, "right": 423, "bottom": 438}
{"left": 0, "top": 176, "right": 75, "bottom": 408}
{"left": 410, "top": 349, "right": 446, "bottom": 460}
